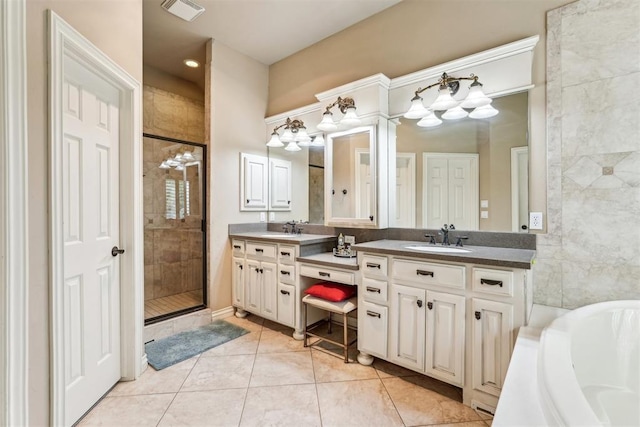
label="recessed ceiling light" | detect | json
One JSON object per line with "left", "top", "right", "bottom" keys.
{"left": 184, "top": 59, "right": 199, "bottom": 68}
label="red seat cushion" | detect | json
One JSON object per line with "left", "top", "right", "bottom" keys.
{"left": 304, "top": 282, "right": 356, "bottom": 302}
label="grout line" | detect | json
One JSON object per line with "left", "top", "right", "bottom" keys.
{"left": 308, "top": 345, "right": 325, "bottom": 426}
{"left": 378, "top": 374, "right": 408, "bottom": 427}
{"left": 237, "top": 321, "right": 262, "bottom": 426}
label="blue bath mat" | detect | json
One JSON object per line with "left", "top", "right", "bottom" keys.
{"left": 145, "top": 320, "right": 249, "bottom": 370}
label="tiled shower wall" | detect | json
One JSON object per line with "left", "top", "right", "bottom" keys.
{"left": 534, "top": 0, "right": 640, "bottom": 308}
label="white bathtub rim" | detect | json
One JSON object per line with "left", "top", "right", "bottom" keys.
{"left": 537, "top": 300, "right": 640, "bottom": 427}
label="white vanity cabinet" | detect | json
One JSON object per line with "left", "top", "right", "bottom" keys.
{"left": 246, "top": 255, "right": 277, "bottom": 321}
{"left": 356, "top": 250, "right": 532, "bottom": 413}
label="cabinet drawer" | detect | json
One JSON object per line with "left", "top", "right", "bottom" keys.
{"left": 358, "top": 301, "right": 388, "bottom": 358}
{"left": 246, "top": 242, "right": 277, "bottom": 259}
{"left": 472, "top": 267, "right": 514, "bottom": 297}
{"left": 392, "top": 259, "right": 465, "bottom": 289}
{"left": 231, "top": 239, "right": 245, "bottom": 256}
{"left": 278, "top": 264, "right": 296, "bottom": 285}
{"left": 362, "top": 277, "right": 388, "bottom": 303}
{"left": 361, "top": 254, "right": 388, "bottom": 278}
{"left": 299, "top": 264, "right": 354, "bottom": 286}
{"left": 277, "top": 283, "right": 295, "bottom": 327}
{"left": 278, "top": 245, "right": 296, "bottom": 264}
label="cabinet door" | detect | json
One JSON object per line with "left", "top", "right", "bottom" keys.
{"left": 269, "top": 158, "right": 292, "bottom": 210}
{"left": 389, "top": 284, "right": 426, "bottom": 371}
{"left": 240, "top": 153, "right": 268, "bottom": 210}
{"left": 472, "top": 298, "right": 514, "bottom": 397}
{"left": 277, "top": 283, "right": 295, "bottom": 327}
{"left": 358, "top": 300, "right": 388, "bottom": 358}
{"left": 260, "top": 261, "right": 278, "bottom": 321}
{"left": 232, "top": 257, "right": 245, "bottom": 308}
{"left": 425, "top": 291, "right": 465, "bottom": 386}
{"left": 246, "top": 259, "right": 261, "bottom": 312}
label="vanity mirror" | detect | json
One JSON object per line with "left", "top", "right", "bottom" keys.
{"left": 391, "top": 91, "right": 529, "bottom": 232}
{"left": 325, "top": 125, "right": 377, "bottom": 227}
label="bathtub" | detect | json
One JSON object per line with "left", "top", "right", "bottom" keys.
{"left": 538, "top": 300, "right": 640, "bottom": 426}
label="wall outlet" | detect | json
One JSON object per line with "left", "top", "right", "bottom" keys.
{"left": 260, "top": 212, "right": 266, "bottom": 222}
{"left": 269, "top": 212, "right": 275, "bottom": 221}
{"left": 344, "top": 235, "right": 355, "bottom": 245}
{"left": 529, "top": 212, "right": 543, "bottom": 230}
{"left": 481, "top": 200, "right": 489, "bottom": 208}
{"left": 481, "top": 210, "right": 489, "bottom": 219}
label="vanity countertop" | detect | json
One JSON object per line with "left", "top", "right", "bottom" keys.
{"left": 296, "top": 252, "right": 359, "bottom": 271}
{"left": 352, "top": 240, "right": 536, "bottom": 270}
{"left": 229, "top": 231, "right": 336, "bottom": 245}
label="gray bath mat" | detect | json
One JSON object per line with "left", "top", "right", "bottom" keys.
{"left": 145, "top": 320, "right": 249, "bottom": 370}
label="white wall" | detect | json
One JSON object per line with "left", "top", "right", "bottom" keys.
{"left": 207, "top": 39, "right": 269, "bottom": 311}
{"left": 534, "top": 0, "right": 640, "bottom": 308}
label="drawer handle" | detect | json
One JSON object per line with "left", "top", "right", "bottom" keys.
{"left": 481, "top": 278, "right": 503, "bottom": 287}
{"left": 255, "top": 248, "right": 264, "bottom": 253}
{"left": 366, "top": 310, "right": 381, "bottom": 318}
{"left": 280, "top": 270, "right": 291, "bottom": 276}
{"left": 280, "top": 289, "right": 290, "bottom": 295}
{"left": 366, "top": 286, "right": 381, "bottom": 293}
{"left": 416, "top": 270, "right": 434, "bottom": 277}
{"left": 366, "top": 262, "right": 381, "bottom": 269}
{"left": 280, "top": 251, "right": 291, "bottom": 256}
{"left": 233, "top": 245, "right": 242, "bottom": 250}
{"left": 319, "top": 272, "right": 331, "bottom": 278}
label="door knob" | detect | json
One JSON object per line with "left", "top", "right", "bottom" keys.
{"left": 111, "top": 246, "right": 125, "bottom": 257}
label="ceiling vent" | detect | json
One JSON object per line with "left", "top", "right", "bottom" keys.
{"left": 161, "top": 0, "right": 205, "bottom": 22}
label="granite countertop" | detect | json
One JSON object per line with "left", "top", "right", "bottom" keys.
{"left": 296, "top": 252, "right": 359, "bottom": 271}
{"left": 229, "top": 231, "right": 336, "bottom": 245}
{"left": 352, "top": 240, "right": 536, "bottom": 269}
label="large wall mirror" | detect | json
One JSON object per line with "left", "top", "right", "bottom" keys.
{"left": 391, "top": 91, "right": 529, "bottom": 232}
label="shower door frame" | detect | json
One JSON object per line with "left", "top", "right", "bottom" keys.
{"left": 143, "top": 133, "right": 208, "bottom": 325}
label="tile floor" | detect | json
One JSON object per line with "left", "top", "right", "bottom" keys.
{"left": 79, "top": 314, "right": 494, "bottom": 427}
{"left": 145, "top": 290, "right": 204, "bottom": 320}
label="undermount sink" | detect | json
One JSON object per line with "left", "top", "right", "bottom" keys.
{"left": 404, "top": 245, "right": 471, "bottom": 254}
{"left": 259, "top": 234, "right": 302, "bottom": 238}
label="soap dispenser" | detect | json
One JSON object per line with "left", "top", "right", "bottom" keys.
{"left": 337, "top": 233, "right": 344, "bottom": 251}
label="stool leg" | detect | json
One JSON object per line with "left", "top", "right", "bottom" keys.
{"left": 343, "top": 313, "right": 349, "bottom": 362}
{"left": 327, "top": 312, "right": 332, "bottom": 334}
{"left": 303, "top": 302, "right": 308, "bottom": 348}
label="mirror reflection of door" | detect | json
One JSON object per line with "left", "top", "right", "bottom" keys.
{"left": 511, "top": 146, "right": 529, "bottom": 232}
{"left": 395, "top": 153, "right": 416, "bottom": 228}
{"left": 355, "top": 150, "right": 371, "bottom": 218}
{"left": 423, "top": 153, "right": 479, "bottom": 230}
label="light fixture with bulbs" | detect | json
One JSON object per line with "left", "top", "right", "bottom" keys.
{"left": 317, "top": 96, "right": 361, "bottom": 132}
{"left": 158, "top": 150, "right": 199, "bottom": 169}
{"left": 404, "top": 72, "right": 498, "bottom": 128}
{"left": 266, "top": 117, "right": 312, "bottom": 152}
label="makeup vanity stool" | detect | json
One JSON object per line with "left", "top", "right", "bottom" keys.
{"left": 303, "top": 293, "right": 358, "bottom": 362}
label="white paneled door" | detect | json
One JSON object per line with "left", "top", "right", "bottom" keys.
{"left": 62, "top": 58, "right": 121, "bottom": 424}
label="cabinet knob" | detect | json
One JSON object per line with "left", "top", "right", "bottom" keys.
{"left": 475, "top": 311, "right": 481, "bottom": 320}
{"left": 427, "top": 302, "right": 433, "bottom": 310}
{"left": 417, "top": 300, "right": 423, "bottom": 308}
{"left": 239, "top": 265, "right": 243, "bottom": 270}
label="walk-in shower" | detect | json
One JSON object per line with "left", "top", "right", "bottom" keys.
{"left": 143, "top": 133, "right": 207, "bottom": 323}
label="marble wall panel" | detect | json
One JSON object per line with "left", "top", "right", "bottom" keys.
{"left": 561, "top": 73, "right": 640, "bottom": 158}
{"left": 536, "top": 0, "right": 640, "bottom": 309}
{"left": 562, "top": 261, "right": 640, "bottom": 309}
{"left": 560, "top": 0, "right": 640, "bottom": 87}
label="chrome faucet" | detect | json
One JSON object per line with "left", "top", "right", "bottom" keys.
{"left": 424, "top": 234, "right": 436, "bottom": 245}
{"left": 439, "top": 224, "right": 455, "bottom": 246}
{"left": 284, "top": 221, "right": 303, "bottom": 235}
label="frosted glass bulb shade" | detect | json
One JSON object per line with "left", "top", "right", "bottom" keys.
{"left": 469, "top": 104, "right": 499, "bottom": 119}
{"left": 175, "top": 164, "right": 185, "bottom": 171}
{"left": 159, "top": 161, "right": 171, "bottom": 169}
{"left": 317, "top": 112, "right": 338, "bottom": 131}
{"left": 280, "top": 128, "right": 294, "bottom": 143}
{"left": 340, "top": 107, "right": 361, "bottom": 126}
{"left": 404, "top": 98, "right": 430, "bottom": 119}
{"left": 417, "top": 115, "right": 443, "bottom": 128}
{"left": 284, "top": 141, "right": 301, "bottom": 152}
{"left": 429, "top": 87, "right": 459, "bottom": 111}
{"left": 460, "top": 84, "right": 492, "bottom": 109}
{"left": 182, "top": 151, "right": 195, "bottom": 161}
{"left": 295, "top": 127, "right": 311, "bottom": 144}
{"left": 167, "top": 159, "right": 180, "bottom": 167}
{"left": 174, "top": 153, "right": 184, "bottom": 162}
{"left": 442, "top": 106, "right": 469, "bottom": 120}
{"left": 312, "top": 134, "right": 325, "bottom": 146}
{"left": 266, "top": 133, "right": 284, "bottom": 147}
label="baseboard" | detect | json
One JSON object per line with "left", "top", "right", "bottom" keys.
{"left": 140, "top": 353, "right": 149, "bottom": 374}
{"left": 211, "top": 306, "right": 235, "bottom": 321}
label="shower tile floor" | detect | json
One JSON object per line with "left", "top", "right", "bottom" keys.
{"left": 79, "top": 314, "right": 494, "bottom": 426}
{"left": 145, "top": 290, "right": 204, "bottom": 320}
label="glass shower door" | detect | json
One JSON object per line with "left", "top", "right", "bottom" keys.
{"left": 143, "top": 134, "right": 207, "bottom": 323}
